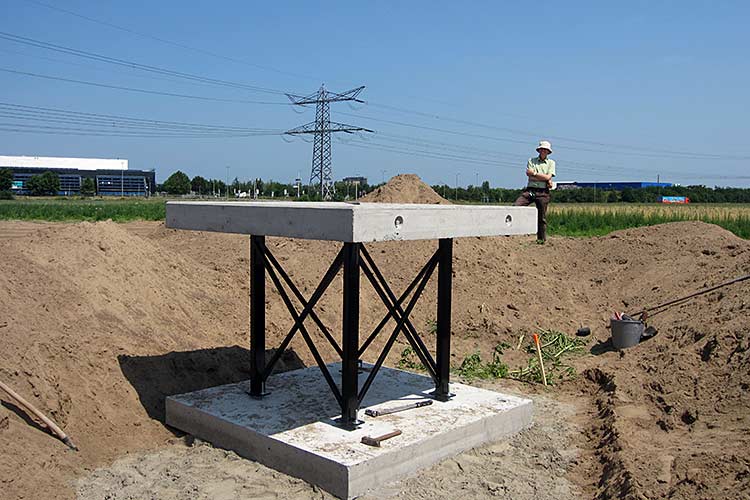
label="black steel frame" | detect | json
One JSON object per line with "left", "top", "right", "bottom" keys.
{"left": 248, "top": 236, "right": 454, "bottom": 428}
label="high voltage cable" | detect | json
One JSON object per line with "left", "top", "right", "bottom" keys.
{"left": 0, "top": 127, "right": 274, "bottom": 138}
{"left": 0, "top": 123, "right": 280, "bottom": 138}
{"left": 346, "top": 137, "right": 612, "bottom": 175}
{"left": 340, "top": 139, "right": 749, "bottom": 181}
{"left": 346, "top": 109, "right": 749, "bottom": 162}
{"left": 21, "top": 0, "right": 322, "bottom": 83}
{"left": 0, "top": 68, "right": 290, "bottom": 105}
{"left": 0, "top": 102, "right": 280, "bottom": 132}
{"left": 0, "top": 46, "right": 230, "bottom": 90}
{"left": 363, "top": 102, "right": 748, "bottom": 160}
{"left": 15, "top": 1, "right": 746, "bottom": 163}
{"left": 368, "top": 133, "right": 705, "bottom": 178}
{"left": 0, "top": 31, "right": 298, "bottom": 97}
{"left": 2, "top": 30, "right": 743, "bottom": 162}
{"left": 0, "top": 101, "right": 284, "bottom": 138}
{"left": 0, "top": 113, "right": 281, "bottom": 135}
{"left": 340, "top": 140, "right": 513, "bottom": 170}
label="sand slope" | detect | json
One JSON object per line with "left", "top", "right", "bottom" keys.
{"left": 1, "top": 176, "right": 748, "bottom": 499}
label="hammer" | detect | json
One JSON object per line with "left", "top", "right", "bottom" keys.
{"left": 361, "top": 430, "right": 402, "bottom": 447}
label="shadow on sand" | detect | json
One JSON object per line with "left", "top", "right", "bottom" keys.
{"left": 118, "top": 346, "right": 305, "bottom": 423}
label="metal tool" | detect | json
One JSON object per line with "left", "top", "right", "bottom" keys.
{"left": 364, "top": 399, "right": 432, "bottom": 418}
{"left": 361, "top": 430, "right": 402, "bottom": 447}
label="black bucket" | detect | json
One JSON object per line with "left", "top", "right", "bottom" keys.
{"left": 610, "top": 317, "right": 644, "bottom": 349}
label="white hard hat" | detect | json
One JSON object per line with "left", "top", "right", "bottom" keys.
{"left": 536, "top": 140, "right": 552, "bottom": 154}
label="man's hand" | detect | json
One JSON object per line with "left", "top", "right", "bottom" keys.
{"left": 526, "top": 168, "right": 536, "bottom": 177}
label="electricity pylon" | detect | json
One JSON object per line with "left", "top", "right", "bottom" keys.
{"left": 286, "top": 85, "right": 372, "bottom": 199}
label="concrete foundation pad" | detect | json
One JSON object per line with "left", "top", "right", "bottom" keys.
{"left": 166, "top": 364, "right": 533, "bottom": 499}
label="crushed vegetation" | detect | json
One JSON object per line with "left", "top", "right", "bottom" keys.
{"left": 451, "top": 330, "right": 586, "bottom": 385}
{"left": 509, "top": 329, "right": 587, "bottom": 384}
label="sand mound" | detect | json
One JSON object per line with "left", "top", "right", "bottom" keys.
{"left": 0, "top": 219, "right": 748, "bottom": 499}
{"left": 361, "top": 174, "right": 450, "bottom": 204}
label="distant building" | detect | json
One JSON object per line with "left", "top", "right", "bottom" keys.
{"left": 0, "top": 155, "right": 155, "bottom": 196}
{"left": 555, "top": 181, "right": 673, "bottom": 190}
{"left": 342, "top": 176, "right": 368, "bottom": 185}
{"left": 659, "top": 196, "right": 689, "bottom": 204}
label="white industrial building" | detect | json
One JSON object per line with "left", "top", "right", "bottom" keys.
{"left": 0, "top": 155, "right": 155, "bottom": 196}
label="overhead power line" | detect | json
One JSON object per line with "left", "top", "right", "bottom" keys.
{"left": 339, "top": 138, "right": 750, "bottom": 182}
{"left": 0, "top": 101, "right": 284, "bottom": 138}
{"left": 363, "top": 102, "right": 749, "bottom": 160}
{"left": 16, "top": 1, "right": 745, "bottom": 164}
{"left": 345, "top": 109, "right": 749, "bottom": 162}
{"left": 0, "top": 67, "right": 290, "bottom": 105}
{"left": 22, "top": 0, "right": 324, "bottom": 83}
{"left": 0, "top": 102, "right": 280, "bottom": 133}
{"left": 0, "top": 31, "right": 299, "bottom": 97}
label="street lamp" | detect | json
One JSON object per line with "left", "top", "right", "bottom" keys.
{"left": 226, "top": 166, "right": 230, "bottom": 200}
{"left": 455, "top": 172, "right": 460, "bottom": 201}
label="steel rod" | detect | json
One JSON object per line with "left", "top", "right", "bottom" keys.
{"left": 360, "top": 247, "right": 439, "bottom": 373}
{"left": 358, "top": 254, "right": 439, "bottom": 403}
{"left": 358, "top": 250, "right": 436, "bottom": 357}
{"left": 359, "top": 255, "right": 439, "bottom": 382}
{"left": 264, "top": 253, "right": 343, "bottom": 406}
{"left": 261, "top": 248, "right": 344, "bottom": 380}
{"left": 263, "top": 246, "right": 343, "bottom": 357}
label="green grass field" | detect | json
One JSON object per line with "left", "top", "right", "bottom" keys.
{"left": 0, "top": 197, "right": 166, "bottom": 222}
{"left": 1, "top": 198, "right": 748, "bottom": 239}
{"left": 548, "top": 203, "right": 750, "bottom": 239}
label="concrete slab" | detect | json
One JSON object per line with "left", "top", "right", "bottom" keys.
{"left": 166, "top": 201, "right": 537, "bottom": 242}
{"left": 166, "top": 363, "right": 533, "bottom": 499}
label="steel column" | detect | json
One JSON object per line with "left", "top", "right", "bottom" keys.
{"left": 249, "top": 235, "right": 266, "bottom": 397}
{"left": 434, "top": 238, "right": 453, "bottom": 401}
{"left": 339, "top": 242, "right": 361, "bottom": 427}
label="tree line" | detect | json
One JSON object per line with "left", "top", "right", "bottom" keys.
{"left": 160, "top": 170, "right": 375, "bottom": 201}
{"left": 3, "top": 167, "right": 749, "bottom": 203}
{"left": 430, "top": 181, "right": 750, "bottom": 204}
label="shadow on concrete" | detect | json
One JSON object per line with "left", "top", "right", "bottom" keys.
{"left": 118, "top": 345, "right": 305, "bottom": 423}
{"left": 167, "top": 361, "right": 441, "bottom": 436}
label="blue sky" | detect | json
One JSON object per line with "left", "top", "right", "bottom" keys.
{"left": 1, "top": 0, "right": 749, "bottom": 187}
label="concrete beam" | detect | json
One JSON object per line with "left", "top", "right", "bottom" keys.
{"left": 166, "top": 201, "right": 537, "bottom": 242}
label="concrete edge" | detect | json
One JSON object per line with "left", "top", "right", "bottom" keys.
{"left": 347, "top": 399, "right": 534, "bottom": 497}
{"left": 165, "top": 397, "right": 351, "bottom": 498}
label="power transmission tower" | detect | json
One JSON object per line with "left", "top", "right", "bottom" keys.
{"left": 285, "top": 85, "right": 372, "bottom": 199}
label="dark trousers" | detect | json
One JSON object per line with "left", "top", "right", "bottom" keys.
{"left": 514, "top": 188, "right": 551, "bottom": 241}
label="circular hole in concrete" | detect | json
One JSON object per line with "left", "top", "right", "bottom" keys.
{"left": 505, "top": 214, "right": 513, "bottom": 226}
{"left": 394, "top": 215, "right": 403, "bottom": 230}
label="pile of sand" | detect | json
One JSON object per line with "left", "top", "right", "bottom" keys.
{"left": 0, "top": 217, "right": 749, "bottom": 499}
{"left": 361, "top": 174, "right": 450, "bottom": 204}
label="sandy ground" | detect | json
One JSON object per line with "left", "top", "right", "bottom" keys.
{"left": 1, "top": 175, "right": 749, "bottom": 499}
{"left": 74, "top": 394, "right": 579, "bottom": 500}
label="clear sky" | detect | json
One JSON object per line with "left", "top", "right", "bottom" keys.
{"left": 1, "top": 0, "right": 749, "bottom": 187}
